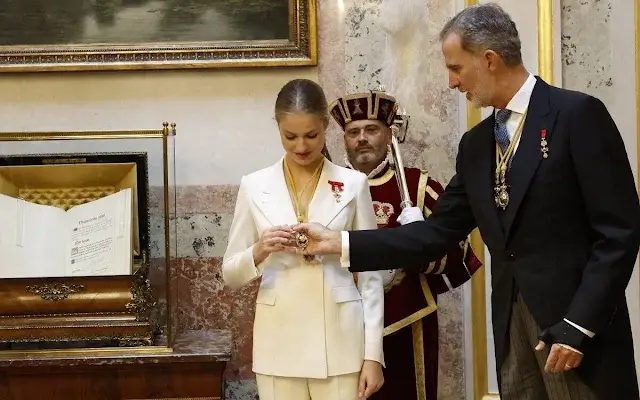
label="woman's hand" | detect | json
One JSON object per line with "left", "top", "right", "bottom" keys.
{"left": 253, "top": 225, "right": 295, "bottom": 265}
{"left": 358, "top": 360, "right": 384, "bottom": 399}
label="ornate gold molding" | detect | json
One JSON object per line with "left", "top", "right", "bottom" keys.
{"left": 635, "top": 0, "right": 640, "bottom": 294}
{"left": 0, "top": 122, "right": 176, "bottom": 142}
{"left": 126, "top": 264, "right": 157, "bottom": 323}
{"left": 537, "top": 0, "right": 555, "bottom": 83}
{"left": 0, "top": 0, "right": 317, "bottom": 72}
{"left": 25, "top": 283, "right": 85, "bottom": 302}
{"left": 636, "top": 0, "right": 640, "bottom": 197}
{"left": 0, "top": 346, "right": 173, "bottom": 359}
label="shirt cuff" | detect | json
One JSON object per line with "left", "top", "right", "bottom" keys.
{"left": 558, "top": 343, "right": 583, "bottom": 355}
{"left": 564, "top": 318, "right": 595, "bottom": 338}
{"left": 340, "top": 231, "right": 350, "bottom": 269}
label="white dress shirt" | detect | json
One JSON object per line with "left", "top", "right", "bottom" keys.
{"left": 340, "top": 72, "right": 595, "bottom": 349}
{"left": 496, "top": 72, "right": 536, "bottom": 152}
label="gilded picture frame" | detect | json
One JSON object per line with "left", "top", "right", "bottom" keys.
{"left": 0, "top": 0, "right": 317, "bottom": 72}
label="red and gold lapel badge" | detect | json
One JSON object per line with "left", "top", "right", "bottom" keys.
{"left": 541, "top": 128, "right": 549, "bottom": 159}
{"left": 328, "top": 180, "right": 344, "bottom": 203}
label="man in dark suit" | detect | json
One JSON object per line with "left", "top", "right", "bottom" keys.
{"left": 288, "top": 3, "right": 640, "bottom": 399}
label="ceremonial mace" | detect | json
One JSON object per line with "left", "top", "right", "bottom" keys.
{"left": 391, "top": 103, "right": 440, "bottom": 318}
{"left": 390, "top": 109, "right": 413, "bottom": 209}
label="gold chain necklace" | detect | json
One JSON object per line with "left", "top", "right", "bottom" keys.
{"left": 284, "top": 157, "right": 324, "bottom": 263}
{"left": 284, "top": 157, "right": 324, "bottom": 223}
{"left": 494, "top": 108, "right": 527, "bottom": 210}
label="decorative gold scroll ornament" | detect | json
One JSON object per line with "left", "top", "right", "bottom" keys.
{"left": 284, "top": 157, "right": 325, "bottom": 263}
{"left": 25, "top": 283, "right": 85, "bottom": 301}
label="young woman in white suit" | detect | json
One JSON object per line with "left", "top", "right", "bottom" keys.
{"left": 222, "top": 79, "right": 385, "bottom": 400}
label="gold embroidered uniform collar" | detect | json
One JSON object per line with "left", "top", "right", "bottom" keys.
{"left": 368, "top": 167, "right": 395, "bottom": 186}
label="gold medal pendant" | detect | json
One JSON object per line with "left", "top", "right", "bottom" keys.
{"left": 295, "top": 216, "right": 314, "bottom": 264}
{"left": 296, "top": 231, "right": 315, "bottom": 263}
{"left": 494, "top": 160, "right": 510, "bottom": 210}
{"left": 295, "top": 230, "right": 309, "bottom": 251}
{"left": 494, "top": 184, "right": 509, "bottom": 210}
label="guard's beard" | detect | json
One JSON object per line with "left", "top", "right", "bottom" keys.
{"left": 345, "top": 151, "right": 393, "bottom": 179}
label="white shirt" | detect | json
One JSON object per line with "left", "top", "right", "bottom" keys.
{"left": 340, "top": 72, "right": 595, "bottom": 347}
{"left": 497, "top": 72, "right": 537, "bottom": 154}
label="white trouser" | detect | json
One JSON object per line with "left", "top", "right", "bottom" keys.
{"left": 255, "top": 372, "right": 360, "bottom": 400}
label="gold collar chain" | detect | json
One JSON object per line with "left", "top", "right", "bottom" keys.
{"left": 494, "top": 109, "right": 527, "bottom": 210}
{"left": 283, "top": 157, "right": 325, "bottom": 223}
{"left": 284, "top": 157, "right": 324, "bottom": 264}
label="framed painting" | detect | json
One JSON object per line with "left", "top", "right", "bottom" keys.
{"left": 0, "top": 0, "right": 317, "bottom": 72}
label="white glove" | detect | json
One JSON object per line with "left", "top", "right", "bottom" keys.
{"left": 396, "top": 206, "right": 424, "bottom": 225}
{"left": 381, "top": 269, "right": 397, "bottom": 286}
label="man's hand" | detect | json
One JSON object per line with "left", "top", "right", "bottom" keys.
{"left": 536, "top": 341, "right": 583, "bottom": 373}
{"left": 358, "top": 360, "right": 384, "bottom": 398}
{"left": 536, "top": 320, "right": 587, "bottom": 373}
{"left": 396, "top": 206, "right": 424, "bottom": 225}
{"left": 288, "top": 222, "right": 342, "bottom": 256}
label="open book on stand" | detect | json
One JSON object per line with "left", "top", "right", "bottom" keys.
{"left": 0, "top": 188, "right": 133, "bottom": 279}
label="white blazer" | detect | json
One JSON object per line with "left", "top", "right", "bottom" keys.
{"left": 222, "top": 157, "right": 384, "bottom": 379}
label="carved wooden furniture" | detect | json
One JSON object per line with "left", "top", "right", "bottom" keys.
{"left": 0, "top": 330, "right": 231, "bottom": 400}
{"left": 0, "top": 125, "right": 232, "bottom": 400}
{"left": 0, "top": 272, "right": 155, "bottom": 346}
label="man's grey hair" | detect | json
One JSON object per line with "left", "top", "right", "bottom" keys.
{"left": 439, "top": 3, "right": 522, "bottom": 67}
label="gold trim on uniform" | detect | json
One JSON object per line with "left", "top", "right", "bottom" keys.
{"left": 328, "top": 97, "right": 349, "bottom": 122}
{"left": 419, "top": 274, "right": 437, "bottom": 311}
{"left": 383, "top": 273, "right": 439, "bottom": 336}
{"left": 368, "top": 168, "right": 395, "bottom": 187}
{"left": 425, "top": 261, "right": 437, "bottom": 274}
{"left": 417, "top": 170, "right": 429, "bottom": 213}
{"left": 341, "top": 93, "right": 375, "bottom": 123}
{"left": 426, "top": 185, "right": 440, "bottom": 202}
{"left": 420, "top": 170, "right": 449, "bottom": 275}
{"left": 412, "top": 320, "right": 427, "bottom": 400}
{"left": 383, "top": 300, "right": 437, "bottom": 336}
{"left": 435, "top": 255, "right": 448, "bottom": 274}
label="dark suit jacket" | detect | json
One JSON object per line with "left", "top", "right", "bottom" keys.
{"left": 347, "top": 77, "right": 640, "bottom": 398}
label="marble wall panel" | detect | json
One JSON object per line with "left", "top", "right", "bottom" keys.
{"left": 318, "top": 0, "right": 348, "bottom": 164}
{"left": 560, "top": 0, "right": 613, "bottom": 102}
